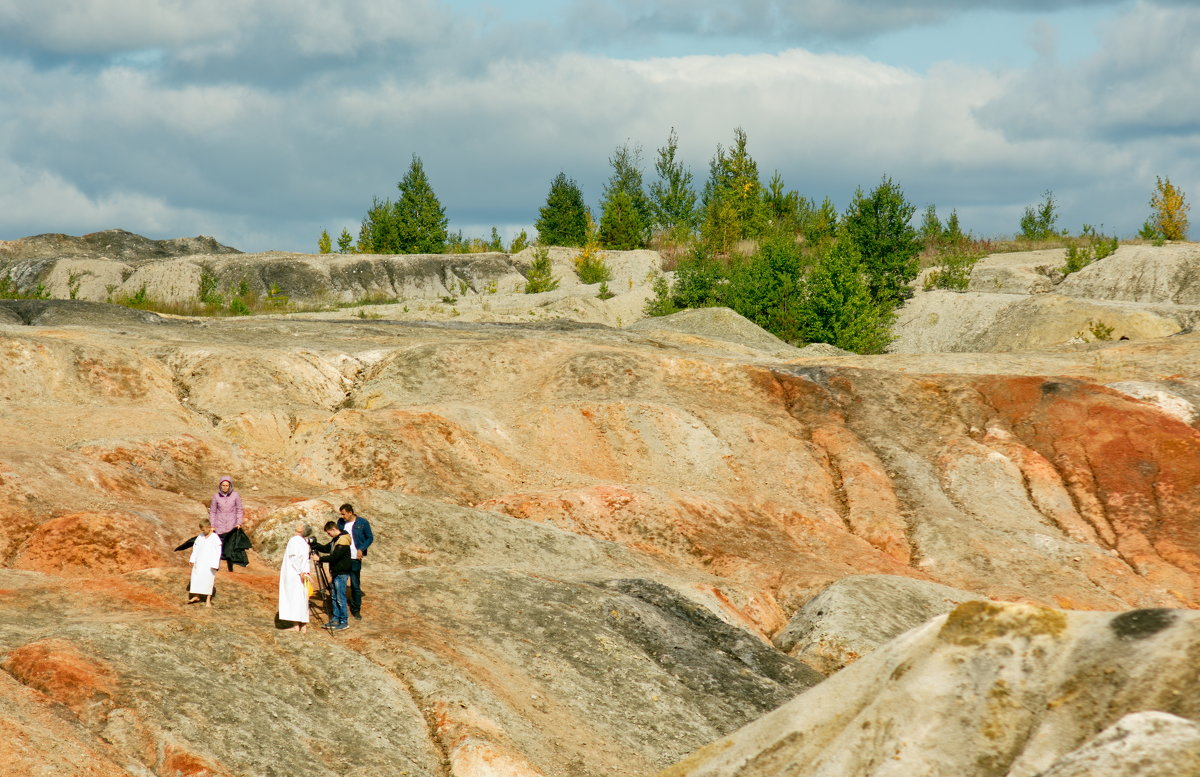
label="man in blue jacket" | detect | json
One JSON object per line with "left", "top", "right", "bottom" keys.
{"left": 336, "top": 503, "right": 374, "bottom": 620}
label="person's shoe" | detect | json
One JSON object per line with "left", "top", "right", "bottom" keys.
{"left": 351, "top": 611, "right": 361, "bottom": 620}
{"left": 331, "top": 622, "right": 350, "bottom": 631}
{"left": 322, "top": 621, "right": 338, "bottom": 629}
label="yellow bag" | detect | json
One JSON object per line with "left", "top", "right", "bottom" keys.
{"left": 303, "top": 573, "right": 314, "bottom": 598}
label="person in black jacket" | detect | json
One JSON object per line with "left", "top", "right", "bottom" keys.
{"left": 311, "top": 521, "right": 353, "bottom": 631}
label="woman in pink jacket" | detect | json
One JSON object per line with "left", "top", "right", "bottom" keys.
{"left": 208, "top": 476, "right": 245, "bottom": 572}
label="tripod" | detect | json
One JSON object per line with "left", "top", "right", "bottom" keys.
{"left": 308, "top": 554, "right": 333, "bottom": 626}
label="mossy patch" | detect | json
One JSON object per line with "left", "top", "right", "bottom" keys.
{"left": 938, "top": 600, "right": 1067, "bottom": 646}
{"left": 1110, "top": 608, "right": 1176, "bottom": 641}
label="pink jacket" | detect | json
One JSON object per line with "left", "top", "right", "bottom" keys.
{"left": 208, "top": 477, "right": 244, "bottom": 534}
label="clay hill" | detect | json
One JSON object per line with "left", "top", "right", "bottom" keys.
{"left": 0, "top": 230, "right": 1199, "bottom": 776}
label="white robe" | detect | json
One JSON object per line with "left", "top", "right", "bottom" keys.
{"left": 188, "top": 532, "right": 223, "bottom": 595}
{"left": 278, "top": 534, "right": 312, "bottom": 623}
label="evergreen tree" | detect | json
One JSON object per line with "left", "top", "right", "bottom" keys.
{"left": 798, "top": 237, "right": 893, "bottom": 354}
{"left": 598, "top": 188, "right": 645, "bottom": 250}
{"left": 318, "top": 229, "right": 332, "bottom": 254}
{"left": 487, "top": 227, "right": 504, "bottom": 252}
{"left": 943, "top": 209, "right": 965, "bottom": 246}
{"left": 700, "top": 190, "right": 740, "bottom": 254}
{"left": 841, "top": 176, "right": 920, "bottom": 306}
{"left": 649, "top": 127, "right": 698, "bottom": 242}
{"left": 762, "top": 171, "right": 808, "bottom": 236}
{"left": 1019, "top": 190, "right": 1059, "bottom": 241}
{"left": 358, "top": 197, "right": 398, "bottom": 253}
{"left": 523, "top": 245, "right": 560, "bottom": 293}
{"left": 509, "top": 229, "right": 530, "bottom": 254}
{"left": 802, "top": 196, "right": 839, "bottom": 246}
{"left": 535, "top": 173, "right": 589, "bottom": 246}
{"left": 393, "top": 154, "right": 448, "bottom": 253}
{"left": 918, "top": 204, "right": 942, "bottom": 247}
{"left": 598, "top": 142, "right": 651, "bottom": 249}
{"left": 724, "top": 232, "right": 806, "bottom": 342}
{"left": 701, "top": 127, "right": 767, "bottom": 240}
{"left": 337, "top": 228, "right": 354, "bottom": 253}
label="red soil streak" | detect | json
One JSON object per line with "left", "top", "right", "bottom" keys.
{"left": 160, "top": 746, "right": 233, "bottom": 777}
{"left": 2, "top": 638, "right": 117, "bottom": 719}
{"left": 12, "top": 512, "right": 173, "bottom": 577}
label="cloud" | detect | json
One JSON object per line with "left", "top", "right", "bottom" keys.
{"left": 977, "top": 2, "right": 1200, "bottom": 143}
{"left": 1, "top": 1, "right": 1195, "bottom": 250}
{"left": 561, "top": 0, "right": 1129, "bottom": 42}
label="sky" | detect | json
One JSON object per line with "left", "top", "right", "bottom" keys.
{"left": 1, "top": 0, "right": 1197, "bottom": 253}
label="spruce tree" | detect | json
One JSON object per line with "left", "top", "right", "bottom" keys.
{"left": 535, "top": 173, "right": 589, "bottom": 247}
{"left": 841, "top": 176, "right": 920, "bottom": 306}
{"left": 919, "top": 204, "right": 942, "bottom": 247}
{"left": 394, "top": 154, "right": 448, "bottom": 253}
{"left": 598, "top": 143, "right": 651, "bottom": 249}
{"left": 318, "top": 229, "right": 332, "bottom": 254}
{"left": 337, "top": 228, "right": 354, "bottom": 253}
{"left": 598, "top": 188, "right": 645, "bottom": 250}
{"left": 649, "top": 127, "right": 698, "bottom": 242}
{"left": 799, "top": 237, "right": 893, "bottom": 354}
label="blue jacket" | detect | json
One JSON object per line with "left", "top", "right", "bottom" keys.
{"left": 337, "top": 514, "right": 374, "bottom": 559}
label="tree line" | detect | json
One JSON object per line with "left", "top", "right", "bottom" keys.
{"left": 316, "top": 130, "right": 1190, "bottom": 354}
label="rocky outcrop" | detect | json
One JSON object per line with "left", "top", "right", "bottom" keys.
{"left": 772, "top": 574, "right": 984, "bottom": 674}
{"left": 660, "top": 602, "right": 1200, "bottom": 777}
{"left": 895, "top": 243, "right": 1200, "bottom": 353}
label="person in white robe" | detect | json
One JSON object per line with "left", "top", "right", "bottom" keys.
{"left": 278, "top": 522, "right": 313, "bottom": 632}
{"left": 188, "top": 519, "right": 223, "bottom": 607}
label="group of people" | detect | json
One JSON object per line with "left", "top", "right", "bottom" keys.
{"left": 186, "top": 477, "right": 375, "bottom": 632}
{"left": 277, "top": 503, "right": 374, "bottom": 633}
{"left": 186, "top": 476, "right": 246, "bottom": 605}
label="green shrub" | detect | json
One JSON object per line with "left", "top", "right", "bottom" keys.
{"left": 524, "top": 245, "right": 560, "bottom": 293}
{"left": 924, "top": 252, "right": 979, "bottom": 291}
{"left": 1020, "top": 190, "right": 1061, "bottom": 240}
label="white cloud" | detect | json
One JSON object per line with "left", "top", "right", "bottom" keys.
{"left": 0, "top": 2, "right": 1196, "bottom": 250}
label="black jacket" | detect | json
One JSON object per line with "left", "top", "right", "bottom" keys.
{"left": 312, "top": 531, "right": 353, "bottom": 577}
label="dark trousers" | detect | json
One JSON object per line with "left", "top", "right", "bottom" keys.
{"left": 217, "top": 531, "right": 235, "bottom": 571}
{"left": 330, "top": 574, "right": 349, "bottom": 625}
{"left": 348, "top": 562, "right": 363, "bottom": 615}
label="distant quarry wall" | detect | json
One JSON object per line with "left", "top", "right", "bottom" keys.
{"left": 891, "top": 243, "right": 1200, "bottom": 353}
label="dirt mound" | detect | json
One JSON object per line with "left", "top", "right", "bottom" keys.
{"left": 628, "top": 307, "right": 804, "bottom": 358}
{"left": 0, "top": 229, "right": 240, "bottom": 262}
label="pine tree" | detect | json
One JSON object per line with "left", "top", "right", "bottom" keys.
{"left": 598, "top": 142, "right": 651, "bottom": 249}
{"left": 1019, "top": 190, "right": 1059, "bottom": 241}
{"left": 393, "top": 154, "right": 448, "bottom": 253}
{"left": 841, "top": 176, "right": 920, "bottom": 306}
{"left": 318, "top": 229, "right": 332, "bottom": 254}
{"left": 337, "top": 228, "right": 354, "bottom": 253}
{"left": 701, "top": 127, "right": 767, "bottom": 240}
{"left": 535, "top": 173, "right": 589, "bottom": 246}
{"left": 918, "top": 204, "right": 942, "bottom": 247}
{"left": 798, "top": 237, "right": 894, "bottom": 354}
{"left": 762, "top": 171, "right": 809, "bottom": 237}
{"left": 649, "top": 127, "right": 698, "bottom": 242}
{"left": 524, "top": 245, "right": 560, "bottom": 293}
{"left": 358, "top": 197, "right": 398, "bottom": 253}
{"left": 802, "top": 197, "right": 839, "bottom": 246}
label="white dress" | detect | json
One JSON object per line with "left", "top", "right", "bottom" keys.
{"left": 278, "top": 534, "right": 311, "bottom": 623}
{"left": 188, "top": 532, "right": 223, "bottom": 595}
